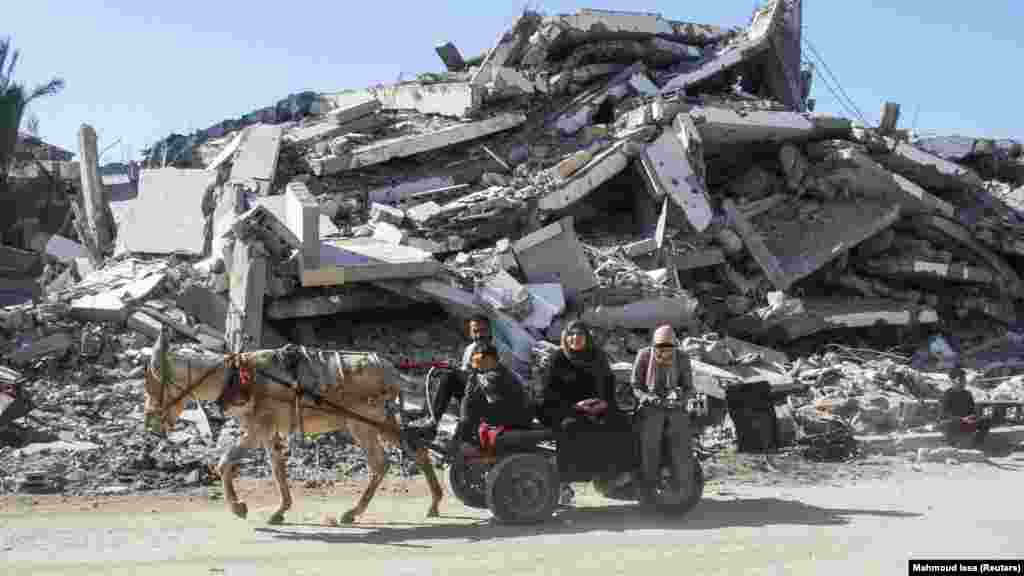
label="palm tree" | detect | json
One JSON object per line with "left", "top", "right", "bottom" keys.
{"left": 0, "top": 37, "right": 65, "bottom": 185}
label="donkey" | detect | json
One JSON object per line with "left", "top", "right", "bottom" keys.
{"left": 141, "top": 328, "right": 443, "bottom": 525}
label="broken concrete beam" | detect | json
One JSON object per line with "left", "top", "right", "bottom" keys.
{"left": 689, "top": 107, "right": 815, "bottom": 156}
{"left": 311, "top": 112, "right": 526, "bottom": 175}
{"left": 206, "top": 130, "right": 246, "bottom": 172}
{"left": 369, "top": 203, "right": 406, "bottom": 226}
{"left": 521, "top": 8, "right": 735, "bottom": 70}
{"left": 659, "top": 1, "right": 780, "bottom": 94}
{"left": 227, "top": 204, "right": 301, "bottom": 260}
{"left": 254, "top": 193, "right": 339, "bottom": 242}
{"left": 674, "top": 248, "right": 726, "bottom": 271}
{"left": 225, "top": 240, "right": 268, "bottom": 352}
{"left": 285, "top": 113, "right": 386, "bottom": 148}
{"left": 725, "top": 198, "right": 901, "bottom": 292}
{"left": 807, "top": 143, "right": 957, "bottom": 216}
{"left": 581, "top": 295, "right": 700, "bottom": 330}
{"left": 435, "top": 41, "right": 466, "bottom": 71}
{"left": 879, "top": 102, "right": 900, "bottom": 134}
{"left": 175, "top": 284, "right": 285, "bottom": 347}
{"left": 77, "top": 125, "right": 114, "bottom": 258}
{"left": 511, "top": 216, "right": 596, "bottom": 299}
{"left": 862, "top": 258, "right": 995, "bottom": 285}
{"left": 284, "top": 181, "right": 320, "bottom": 270}
{"left": 9, "top": 332, "right": 73, "bottom": 366}
{"left": 115, "top": 168, "right": 217, "bottom": 257}
{"left": 537, "top": 140, "right": 631, "bottom": 213}
{"left": 638, "top": 115, "right": 712, "bottom": 232}
{"left": 470, "top": 12, "right": 544, "bottom": 86}
{"left": 265, "top": 285, "right": 413, "bottom": 320}
{"left": 126, "top": 310, "right": 164, "bottom": 341}
{"left": 406, "top": 201, "right": 444, "bottom": 227}
{"left": 300, "top": 238, "right": 440, "bottom": 288}
{"left": 730, "top": 297, "right": 940, "bottom": 342}
{"left": 371, "top": 82, "right": 482, "bottom": 118}
{"left": 873, "top": 140, "right": 986, "bottom": 195}
{"left": 229, "top": 124, "right": 284, "bottom": 191}
{"left": 372, "top": 221, "right": 408, "bottom": 245}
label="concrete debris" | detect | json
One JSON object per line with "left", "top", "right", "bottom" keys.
{"left": 11, "top": 0, "right": 1024, "bottom": 494}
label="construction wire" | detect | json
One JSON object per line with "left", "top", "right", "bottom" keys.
{"left": 802, "top": 35, "right": 870, "bottom": 126}
{"left": 800, "top": 56, "right": 860, "bottom": 122}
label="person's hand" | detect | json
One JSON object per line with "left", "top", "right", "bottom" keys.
{"left": 560, "top": 416, "right": 578, "bottom": 429}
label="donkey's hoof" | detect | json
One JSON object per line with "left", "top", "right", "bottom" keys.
{"left": 426, "top": 507, "right": 440, "bottom": 518}
{"left": 268, "top": 512, "right": 285, "bottom": 525}
{"left": 339, "top": 510, "right": 357, "bottom": 524}
{"left": 231, "top": 501, "right": 248, "bottom": 519}
{"left": 323, "top": 514, "right": 339, "bottom": 527}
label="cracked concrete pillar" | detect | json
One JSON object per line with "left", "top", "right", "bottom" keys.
{"left": 77, "top": 124, "right": 113, "bottom": 258}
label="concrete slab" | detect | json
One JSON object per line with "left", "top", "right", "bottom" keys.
{"left": 511, "top": 216, "right": 596, "bottom": 298}
{"left": 0, "top": 245, "right": 39, "bottom": 276}
{"left": 372, "top": 221, "right": 408, "bottom": 245}
{"left": 581, "top": 295, "right": 699, "bottom": 330}
{"left": 435, "top": 41, "right": 466, "bottom": 71}
{"left": 285, "top": 113, "right": 386, "bottom": 147}
{"left": 725, "top": 198, "right": 901, "bottom": 292}
{"left": 254, "top": 193, "right": 338, "bottom": 241}
{"left": 369, "top": 203, "right": 405, "bottom": 226}
{"left": 537, "top": 140, "right": 631, "bottom": 213}
{"left": 673, "top": 248, "right": 726, "bottom": 271}
{"left": 311, "top": 112, "right": 526, "bottom": 175}
{"left": 43, "top": 235, "right": 89, "bottom": 263}
{"left": 300, "top": 238, "right": 441, "bottom": 287}
{"left": 115, "top": 168, "right": 217, "bottom": 256}
{"left": 638, "top": 117, "right": 712, "bottom": 232}
{"left": 690, "top": 107, "right": 815, "bottom": 155}
{"left": 371, "top": 82, "right": 481, "bottom": 118}
{"left": 225, "top": 241, "right": 267, "bottom": 351}
{"left": 175, "top": 284, "right": 286, "bottom": 347}
{"left": 660, "top": 1, "right": 780, "bottom": 93}
{"left": 730, "top": 297, "right": 940, "bottom": 342}
{"left": 229, "top": 124, "right": 284, "bottom": 186}
{"left": 227, "top": 204, "right": 301, "bottom": 261}
{"left": 522, "top": 8, "right": 734, "bottom": 70}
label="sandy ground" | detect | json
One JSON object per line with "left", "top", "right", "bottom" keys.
{"left": 4, "top": 452, "right": 1024, "bottom": 576}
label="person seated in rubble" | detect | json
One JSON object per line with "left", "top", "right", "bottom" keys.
{"left": 939, "top": 366, "right": 991, "bottom": 449}
{"left": 630, "top": 324, "right": 695, "bottom": 504}
{"left": 412, "top": 314, "right": 494, "bottom": 430}
{"left": 540, "top": 320, "right": 632, "bottom": 504}
{"left": 457, "top": 342, "right": 535, "bottom": 449}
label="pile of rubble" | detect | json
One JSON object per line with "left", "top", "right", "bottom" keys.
{"left": 5, "top": 0, "right": 1024, "bottom": 493}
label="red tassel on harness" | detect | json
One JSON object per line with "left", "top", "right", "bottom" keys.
{"left": 478, "top": 421, "right": 507, "bottom": 452}
{"left": 959, "top": 415, "right": 978, "bottom": 433}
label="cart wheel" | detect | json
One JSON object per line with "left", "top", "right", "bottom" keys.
{"left": 657, "top": 457, "right": 704, "bottom": 517}
{"left": 486, "top": 453, "right": 559, "bottom": 525}
{"left": 448, "top": 445, "right": 488, "bottom": 509}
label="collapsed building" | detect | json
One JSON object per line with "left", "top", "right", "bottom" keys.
{"left": 4, "top": 0, "right": 1024, "bottom": 494}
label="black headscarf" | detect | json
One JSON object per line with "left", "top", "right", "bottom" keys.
{"left": 560, "top": 320, "right": 603, "bottom": 371}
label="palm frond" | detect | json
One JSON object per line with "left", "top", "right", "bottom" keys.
{"left": 26, "top": 78, "right": 64, "bottom": 103}
{"left": 3, "top": 46, "right": 19, "bottom": 90}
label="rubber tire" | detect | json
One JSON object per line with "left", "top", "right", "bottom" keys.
{"left": 658, "top": 457, "right": 704, "bottom": 517}
{"left": 448, "top": 445, "right": 488, "bottom": 509}
{"left": 485, "top": 453, "right": 559, "bottom": 525}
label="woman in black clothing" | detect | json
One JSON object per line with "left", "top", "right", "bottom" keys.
{"left": 540, "top": 320, "right": 632, "bottom": 486}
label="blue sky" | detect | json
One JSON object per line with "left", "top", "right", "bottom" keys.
{"left": 7, "top": 0, "right": 1023, "bottom": 162}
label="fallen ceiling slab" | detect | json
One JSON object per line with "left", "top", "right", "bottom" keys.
{"left": 114, "top": 168, "right": 217, "bottom": 256}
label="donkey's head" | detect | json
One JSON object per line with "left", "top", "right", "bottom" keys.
{"left": 142, "top": 325, "right": 186, "bottom": 435}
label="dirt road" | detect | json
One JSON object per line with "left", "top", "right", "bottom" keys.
{"left": 3, "top": 456, "right": 1024, "bottom": 576}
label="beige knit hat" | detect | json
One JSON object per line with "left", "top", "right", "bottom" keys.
{"left": 653, "top": 324, "right": 676, "bottom": 346}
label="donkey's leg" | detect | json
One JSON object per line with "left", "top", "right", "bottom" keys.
{"left": 218, "top": 431, "right": 261, "bottom": 519}
{"left": 335, "top": 422, "right": 389, "bottom": 524}
{"left": 267, "top": 434, "right": 293, "bottom": 525}
{"left": 416, "top": 446, "right": 443, "bottom": 518}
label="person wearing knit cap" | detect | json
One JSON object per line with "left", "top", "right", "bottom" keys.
{"left": 940, "top": 365, "right": 990, "bottom": 448}
{"left": 630, "top": 324, "right": 695, "bottom": 504}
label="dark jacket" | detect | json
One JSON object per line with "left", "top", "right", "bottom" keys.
{"left": 942, "top": 388, "right": 976, "bottom": 420}
{"left": 539, "top": 321, "right": 619, "bottom": 427}
{"left": 462, "top": 365, "right": 533, "bottom": 442}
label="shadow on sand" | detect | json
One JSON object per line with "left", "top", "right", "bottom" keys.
{"left": 253, "top": 497, "right": 921, "bottom": 547}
